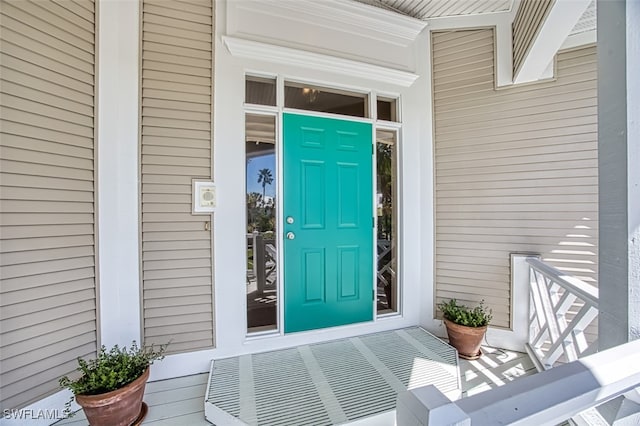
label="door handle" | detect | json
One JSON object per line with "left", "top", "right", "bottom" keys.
{"left": 286, "top": 232, "right": 295, "bottom": 240}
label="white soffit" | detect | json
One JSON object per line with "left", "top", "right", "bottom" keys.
{"left": 570, "top": 0, "right": 596, "bottom": 35}
{"left": 560, "top": 0, "right": 596, "bottom": 49}
{"left": 223, "top": 36, "right": 420, "bottom": 88}
{"left": 356, "top": 0, "right": 513, "bottom": 19}
{"left": 235, "top": 0, "right": 428, "bottom": 47}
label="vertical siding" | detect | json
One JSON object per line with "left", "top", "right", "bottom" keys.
{"left": 0, "top": 0, "right": 96, "bottom": 410}
{"left": 141, "top": 0, "right": 214, "bottom": 353}
{"left": 512, "top": 0, "right": 554, "bottom": 77}
{"left": 432, "top": 29, "right": 598, "bottom": 329}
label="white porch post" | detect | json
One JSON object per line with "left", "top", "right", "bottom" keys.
{"left": 96, "top": 0, "right": 142, "bottom": 348}
{"left": 598, "top": 0, "right": 640, "bottom": 421}
{"left": 597, "top": 0, "right": 640, "bottom": 349}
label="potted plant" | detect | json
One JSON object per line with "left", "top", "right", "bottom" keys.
{"left": 437, "top": 298, "right": 492, "bottom": 360}
{"left": 59, "top": 341, "right": 167, "bottom": 426}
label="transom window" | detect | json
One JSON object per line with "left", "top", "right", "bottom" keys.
{"left": 284, "top": 81, "right": 369, "bottom": 118}
{"left": 377, "top": 97, "right": 398, "bottom": 122}
{"left": 246, "top": 76, "right": 276, "bottom": 106}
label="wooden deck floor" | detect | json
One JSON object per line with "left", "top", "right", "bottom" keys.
{"left": 55, "top": 344, "right": 536, "bottom": 425}
{"left": 55, "top": 373, "right": 210, "bottom": 426}
{"left": 458, "top": 345, "right": 537, "bottom": 397}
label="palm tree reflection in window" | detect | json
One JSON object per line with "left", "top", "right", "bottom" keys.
{"left": 258, "top": 168, "right": 273, "bottom": 203}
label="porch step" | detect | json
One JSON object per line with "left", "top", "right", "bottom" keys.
{"left": 204, "top": 327, "right": 460, "bottom": 425}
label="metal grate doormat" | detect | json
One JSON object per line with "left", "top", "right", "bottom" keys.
{"left": 204, "top": 327, "right": 459, "bottom": 425}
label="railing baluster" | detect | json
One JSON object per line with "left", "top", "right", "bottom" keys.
{"left": 526, "top": 258, "right": 599, "bottom": 370}
{"left": 540, "top": 273, "right": 562, "bottom": 350}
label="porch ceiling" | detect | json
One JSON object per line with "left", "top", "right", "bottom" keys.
{"left": 353, "top": 0, "right": 597, "bottom": 35}
{"left": 571, "top": 0, "right": 596, "bottom": 36}
{"left": 354, "top": 0, "right": 513, "bottom": 19}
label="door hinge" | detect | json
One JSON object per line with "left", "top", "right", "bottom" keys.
{"left": 372, "top": 289, "right": 375, "bottom": 301}
{"left": 372, "top": 217, "right": 375, "bottom": 228}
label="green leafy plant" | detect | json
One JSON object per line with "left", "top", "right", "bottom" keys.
{"left": 59, "top": 341, "right": 167, "bottom": 415}
{"left": 437, "top": 299, "right": 492, "bottom": 327}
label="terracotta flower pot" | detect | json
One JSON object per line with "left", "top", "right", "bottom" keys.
{"left": 75, "top": 367, "right": 149, "bottom": 426}
{"left": 443, "top": 319, "right": 487, "bottom": 360}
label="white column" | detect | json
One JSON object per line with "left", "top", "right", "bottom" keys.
{"left": 598, "top": 1, "right": 640, "bottom": 421}
{"left": 597, "top": 0, "right": 640, "bottom": 349}
{"left": 96, "top": 0, "right": 142, "bottom": 348}
{"left": 625, "top": 0, "right": 640, "bottom": 345}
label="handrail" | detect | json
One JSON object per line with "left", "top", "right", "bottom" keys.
{"left": 396, "top": 339, "right": 640, "bottom": 425}
{"left": 526, "top": 258, "right": 599, "bottom": 370}
{"left": 526, "top": 258, "right": 598, "bottom": 305}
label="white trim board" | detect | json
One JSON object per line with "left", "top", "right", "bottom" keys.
{"left": 561, "top": 30, "right": 596, "bottom": 51}
{"left": 232, "top": 0, "right": 427, "bottom": 47}
{"left": 223, "top": 36, "right": 420, "bottom": 88}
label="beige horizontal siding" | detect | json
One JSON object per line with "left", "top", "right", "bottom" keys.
{"left": 0, "top": 0, "right": 96, "bottom": 411}
{"left": 432, "top": 29, "right": 598, "bottom": 329}
{"left": 512, "top": 0, "right": 554, "bottom": 77}
{"left": 141, "top": 0, "right": 214, "bottom": 353}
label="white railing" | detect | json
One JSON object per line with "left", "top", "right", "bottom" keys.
{"left": 395, "top": 258, "right": 640, "bottom": 425}
{"left": 526, "top": 258, "right": 599, "bottom": 371}
{"left": 246, "top": 233, "right": 277, "bottom": 295}
{"left": 396, "top": 339, "right": 640, "bottom": 426}
{"left": 377, "top": 239, "right": 396, "bottom": 310}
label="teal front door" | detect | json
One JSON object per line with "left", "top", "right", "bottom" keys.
{"left": 283, "top": 113, "right": 373, "bottom": 333}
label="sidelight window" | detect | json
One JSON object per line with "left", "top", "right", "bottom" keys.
{"left": 245, "top": 113, "right": 278, "bottom": 333}
{"left": 376, "top": 129, "right": 398, "bottom": 314}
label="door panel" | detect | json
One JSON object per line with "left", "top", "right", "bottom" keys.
{"left": 301, "top": 161, "right": 325, "bottom": 228}
{"left": 283, "top": 113, "right": 373, "bottom": 333}
{"left": 303, "top": 248, "right": 325, "bottom": 303}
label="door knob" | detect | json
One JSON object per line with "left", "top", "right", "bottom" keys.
{"left": 286, "top": 216, "right": 294, "bottom": 224}
{"left": 286, "top": 232, "right": 295, "bottom": 240}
